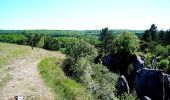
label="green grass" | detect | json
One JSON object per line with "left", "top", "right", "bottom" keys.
{"left": 38, "top": 57, "right": 94, "bottom": 100}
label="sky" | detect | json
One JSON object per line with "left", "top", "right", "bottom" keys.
{"left": 0, "top": 0, "right": 170, "bottom": 30}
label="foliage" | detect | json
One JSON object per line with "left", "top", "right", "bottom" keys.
{"left": 144, "top": 52, "right": 152, "bottom": 68}
{"left": 158, "top": 59, "right": 169, "bottom": 73}
{"left": 118, "top": 91, "right": 137, "bottom": 100}
{"left": 63, "top": 57, "right": 119, "bottom": 100}
{"left": 43, "top": 37, "right": 61, "bottom": 50}
{"left": 115, "top": 31, "right": 140, "bottom": 54}
{"left": 99, "top": 27, "right": 116, "bottom": 54}
{"left": 64, "top": 39, "right": 98, "bottom": 61}
{"left": 167, "top": 45, "right": 170, "bottom": 56}
{"left": 38, "top": 57, "right": 94, "bottom": 100}
{"left": 92, "top": 63, "right": 118, "bottom": 100}
{"left": 79, "top": 35, "right": 100, "bottom": 47}
{"left": 154, "top": 45, "right": 168, "bottom": 56}
{"left": 26, "top": 33, "right": 41, "bottom": 47}
{"left": 0, "top": 34, "right": 27, "bottom": 45}
{"left": 165, "top": 29, "right": 170, "bottom": 45}
{"left": 142, "top": 24, "right": 158, "bottom": 42}
{"left": 56, "top": 37, "right": 79, "bottom": 53}
{"left": 37, "top": 37, "right": 44, "bottom": 48}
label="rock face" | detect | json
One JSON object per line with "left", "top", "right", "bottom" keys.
{"left": 132, "top": 54, "right": 144, "bottom": 72}
{"left": 163, "top": 74, "right": 170, "bottom": 100}
{"left": 116, "top": 75, "right": 130, "bottom": 95}
{"left": 135, "top": 68, "right": 164, "bottom": 100}
{"left": 102, "top": 54, "right": 132, "bottom": 75}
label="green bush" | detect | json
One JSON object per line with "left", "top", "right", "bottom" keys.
{"left": 92, "top": 63, "right": 118, "bottom": 100}
{"left": 65, "top": 39, "right": 98, "bottom": 61}
{"left": 154, "top": 45, "right": 167, "bottom": 56}
{"left": 115, "top": 31, "right": 140, "bottom": 54}
{"left": 43, "top": 37, "right": 61, "bottom": 50}
{"left": 118, "top": 91, "right": 137, "bottom": 100}
{"left": 158, "top": 59, "right": 169, "bottom": 73}
{"left": 63, "top": 57, "right": 119, "bottom": 100}
{"left": 167, "top": 45, "right": 170, "bottom": 56}
{"left": 38, "top": 57, "right": 94, "bottom": 100}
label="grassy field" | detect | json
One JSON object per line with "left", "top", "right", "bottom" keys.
{"left": 38, "top": 57, "right": 94, "bottom": 100}
{"left": 0, "top": 42, "right": 31, "bottom": 69}
{"left": 0, "top": 42, "right": 31, "bottom": 89}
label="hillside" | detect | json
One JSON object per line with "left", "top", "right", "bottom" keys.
{"left": 0, "top": 43, "right": 65, "bottom": 99}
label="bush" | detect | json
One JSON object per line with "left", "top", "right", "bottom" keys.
{"left": 154, "top": 45, "right": 167, "bottom": 56}
{"left": 167, "top": 45, "right": 170, "bottom": 56}
{"left": 158, "top": 59, "right": 169, "bottom": 73}
{"left": 38, "top": 57, "right": 94, "bottom": 100}
{"left": 65, "top": 39, "right": 98, "bottom": 61}
{"left": 63, "top": 57, "right": 119, "bottom": 100}
{"left": 115, "top": 31, "right": 140, "bottom": 54}
{"left": 92, "top": 63, "right": 118, "bottom": 100}
{"left": 43, "top": 37, "right": 61, "bottom": 50}
{"left": 118, "top": 91, "right": 137, "bottom": 100}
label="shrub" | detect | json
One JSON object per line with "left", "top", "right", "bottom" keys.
{"left": 63, "top": 57, "right": 119, "bottom": 100}
{"left": 65, "top": 39, "right": 98, "bottom": 61}
{"left": 158, "top": 59, "right": 169, "bottom": 73}
{"left": 167, "top": 45, "right": 170, "bottom": 56}
{"left": 154, "top": 45, "right": 167, "bottom": 56}
{"left": 115, "top": 31, "right": 140, "bottom": 55}
{"left": 43, "top": 37, "right": 61, "bottom": 50}
{"left": 118, "top": 91, "right": 137, "bottom": 100}
{"left": 92, "top": 63, "right": 118, "bottom": 100}
{"left": 38, "top": 57, "right": 94, "bottom": 100}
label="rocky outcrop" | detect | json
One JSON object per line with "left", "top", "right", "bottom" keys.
{"left": 116, "top": 75, "right": 130, "bottom": 95}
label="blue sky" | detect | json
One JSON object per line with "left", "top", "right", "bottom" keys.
{"left": 0, "top": 0, "right": 170, "bottom": 30}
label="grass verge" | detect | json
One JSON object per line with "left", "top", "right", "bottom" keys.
{"left": 38, "top": 57, "right": 94, "bottom": 100}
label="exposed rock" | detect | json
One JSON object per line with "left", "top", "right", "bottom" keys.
{"left": 135, "top": 68, "right": 163, "bottom": 100}
{"left": 116, "top": 75, "right": 130, "bottom": 95}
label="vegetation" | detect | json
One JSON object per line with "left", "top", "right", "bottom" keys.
{"left": 38, "top": 57, "right": 94, "bottom": 100}
{"left": 0, "top": 34, "right": 27, "bottom": 45}
{"left": 115, "top": 31, "right": 140, "bottom": 54}
{"left": 0, "top": 23, "right": 170, "bottom": 99}
{"left": 99, "top": 27, "right": 116, "bottom": 54}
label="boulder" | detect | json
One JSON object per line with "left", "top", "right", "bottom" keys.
{"left": 135, "top": 68, "right": 163, "bottom": 100}
{"left": 163, "top": 74, "right": 170, "bottom": 100}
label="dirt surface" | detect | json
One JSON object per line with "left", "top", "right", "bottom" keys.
{"left": 0, "top": 48, "right": 65, "bottom": 100}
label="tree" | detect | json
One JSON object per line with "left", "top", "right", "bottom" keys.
{"left": 142, "top": 24, "right": 158, "bottom": 42}
{"left": 115, "top": 31, "right": 140, "bottom": 55}
{"left": 165, "top": 29, "right": 170, "bottom": 44}
{"left": 26, "top": 33, "right": 41, "bottom": 49}
{"left": 43, "top": 37, "right": 61, "bottom": 50}
{"left": 159, "top": 30, "right": 166, "bottom": 43}
{"left": 99, "top": 27, "right": 115, "bottom": 54}
{"left": 65, "top": 39, "right": 98, "bottom": 61}
{"left": 33, "top": 34, "right": 41, "bottom": 47}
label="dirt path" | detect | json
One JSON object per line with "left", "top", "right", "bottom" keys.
{"left": 0, "top": 48, "right": 65, "bottom": 100}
